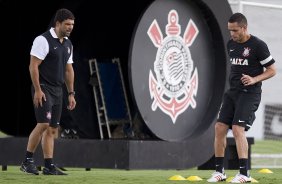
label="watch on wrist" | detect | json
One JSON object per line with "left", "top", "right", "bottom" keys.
{"left": 68, "top": 91, "right": 75, "bottom": 96}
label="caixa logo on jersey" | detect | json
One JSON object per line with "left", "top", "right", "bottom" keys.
{"left": 148, "top": 10, "right": 199, "bottom": 123}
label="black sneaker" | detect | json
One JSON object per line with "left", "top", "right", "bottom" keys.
{"left": 20, "top": 158, "right": 39, "bottom": 175}
{"left": 42, "top": 165, "right": 67, "bottom": 175}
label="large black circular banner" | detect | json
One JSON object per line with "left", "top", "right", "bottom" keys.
{"left": 129, "top": 0, "right": 232, "bottom": 141}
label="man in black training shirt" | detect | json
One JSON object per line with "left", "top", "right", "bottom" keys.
{"left": 20, "top": 8, "right": 76, "bottom": 175}
{"left": 207, "top": 13, "right": 276, "bottom": 183}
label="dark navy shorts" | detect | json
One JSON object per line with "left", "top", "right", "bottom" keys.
{"left": 31, "top": 84, "right": 63, "bottom": 128}
{"left": 217, "top": 89, "right": 261, "bottom": 131}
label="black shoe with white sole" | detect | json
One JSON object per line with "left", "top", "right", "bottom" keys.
{"left": 42, "top": 165, "right": 67, "bottom": 175}
{"left": 20, "top": 158, "right": 39, "bottom": 175}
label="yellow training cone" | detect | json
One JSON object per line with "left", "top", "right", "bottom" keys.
{"left": 168, "top": 175, "right": 186, "bottom": 180}
{"left": 226, "top": 176, "right": 234, "bottom": 182}
{"left": 186, "top": 175, "right": 203, "bottom": 181}
{"left": 251, "top": 177, "right": 259, "bottom": 183}
{"left": 258, "top": 168, "right": 273, "bottom": 173}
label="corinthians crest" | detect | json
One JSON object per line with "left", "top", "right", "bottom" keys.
{"left": 148, "top": 10, "right": 199, "bottom": 123}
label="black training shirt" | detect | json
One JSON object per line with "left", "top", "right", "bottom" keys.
{"left": 227, "top": 35, "right": 275, "bottom": 93}
{"left": 30, "top": 28, "right": 73, "bottom": 87}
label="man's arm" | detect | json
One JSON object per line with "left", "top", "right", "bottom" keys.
{"left": 29, "top": 55, "right": 45, "bottom": 107}
{"left": 254, "top": 64, "right": 276, "bottom": 82}
{"left": 65, "top": 63, "right": 76, "bottom": 110}
{"left": 65, "top": 63, "right": 74, "bottom": 93}
{"left": 241, "top": 64, "right": 276, "bottom": 86}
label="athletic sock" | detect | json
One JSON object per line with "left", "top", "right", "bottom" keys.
{"left": 25, "top": 151, "right": 33, "bottom": 161}
{"left": 239, "top": 158, "right": 249, "bottom": 176}
{"left": 215, "top": 157, "right": 224, "bottom": 173}
{"left": 44, "top": 158, "right": 54, "bottom": 168}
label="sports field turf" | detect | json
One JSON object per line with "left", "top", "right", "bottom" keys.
{"left": 0, "top": 167, "right": 282, "bottom": 184}
{"left": 1, "top": 131, "right": 281, "bottom": 183}
{"left": 252, "top": 140, "right": 282, "bottom": 154}
{"left": 0, "top": 131, "right": 7, "bottom": 138}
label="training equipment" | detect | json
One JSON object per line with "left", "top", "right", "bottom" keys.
{"left": 186, "top": 175, "right": 203, "bottom": 181}
{"left": 168, "top": 175, "right": 186, "bottom": 180}
{"left": 258, "top": 168, "right": 273, "bottom": 173}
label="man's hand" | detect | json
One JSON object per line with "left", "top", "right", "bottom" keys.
{"left": 33, "top": 90, "right": 46, "bottom": 108}
{"left": 67, "top": 95, "right": 76, "bottom": 110}
{"left": 241, "top": 74, "right": 257, "bottom": 86}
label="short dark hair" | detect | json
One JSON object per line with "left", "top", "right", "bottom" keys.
{"left": 228, "top": 13, "right": 247, "bottom": 27}
{"left": 53, "top": 8, "right": 75, "bottom": 24}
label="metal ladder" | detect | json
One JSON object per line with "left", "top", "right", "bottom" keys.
{"left": 88, "top": 58, "right": 132, "bottom": 139}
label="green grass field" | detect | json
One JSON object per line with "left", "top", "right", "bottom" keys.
{"left": 251, "top": 140, "right": 282, "bottom": 168}
{"left": 252, "top": 140, "right": 282, "bottom": 154}
{"left": 0, "top": 167, "right": 282, "bottom": 184}
{"left": 0, "top": 131, "right": 7, "bottom": 138}
{"left": 1, "top": 132, "right": 281, "bottom": 183}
